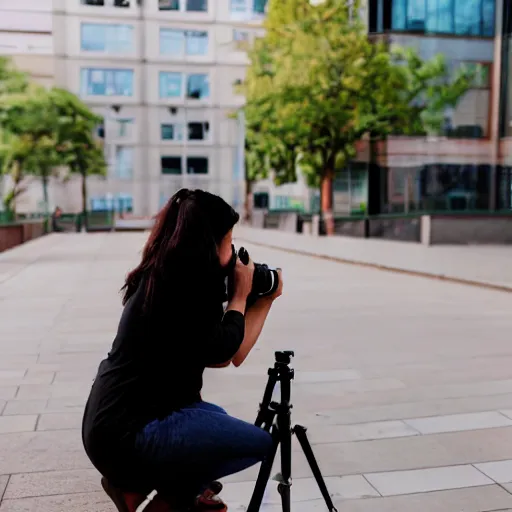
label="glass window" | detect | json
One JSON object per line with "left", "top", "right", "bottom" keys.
{"left": 80, "top": 68, "right": 134, "bottom": 97}
{"left": 186, "top": 31, "right": 208, "bottom": 56}
{"left": 117, "top": 118, "right": 134, "bottom": 138}
{"left": 160, "top": 29, "right": 185, "bottom": 56}
{"left": 390, "top": 0, "right": 495, "bottom": 36}
{"left": 114, "top": 146, "right": 134, "bottom": 179}
{"left": 426, "top": 0, "right": 454, "bottom": 33}
{"left": 455, "top": 0, "right": 481, "bottom": 35}
{"left": 231, "top": 0, "right": 247, "bottom": 12}
{"left": 161, "top": 156, "right": 182, "bottom": 174}
{"left": 81, "top": 23, "right": 134, "bottom": 53}
{"left": 116, "top": 193, "right": 133, "bottom": 213}
{"left": 159, "top": 72, "right": 183, "bottom": 98}
{"left": 253, "top": 0, "right": 267, "bottom": 14}
{"left": 407, "top": 0, "right": 426, "bottom": 30}
{"left": 392, "top": 0, "right": 407, "bottom": 29}
{"left": 187, "top": 74, "right": 209, "bottom": 99}
{"left": 186, "top": 0, "right": 207, "bottom": 11}
{"left": 160, "top": 29, "right": 208, "bottom": 56}
{"left": 482, "top": 0, "right": 495, "bottom": 36}
{"left": 81, "top": 0, "right": 130, "bottom": 6}
{"left": 159, "top": 0, "right": 180, "bottom": 9}
{"left": 188, "top": 122, "right": 209, "bottom": 140}
{"left": 161, "top": 123, "right": 184, "bottom": 140}
{"left": 187, "top": 157, "right": 208, "bottom": 174}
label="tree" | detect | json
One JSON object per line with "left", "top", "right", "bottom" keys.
{"left": 49, "top": 88, "right": 106, "bottom": 218}
{"left": 242, "top": 0, "right": 474, "bottom": 234}
{"left": 0, "top": 85, "right": 106, "bottom": 218}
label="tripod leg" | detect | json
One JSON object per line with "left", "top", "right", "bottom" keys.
{"left": 294, "top": 425, "right": 338, "bottom": 512}
{"left": 247, "top": 427, "right": 280, "bottom": 512}
{"left": 276, "top": 407, "right": 292, "bottom": 512}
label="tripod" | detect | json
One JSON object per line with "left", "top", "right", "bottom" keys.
{"left": 247, "top": 351, "right": 338, "bottom": 512}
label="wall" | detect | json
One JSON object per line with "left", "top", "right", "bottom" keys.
{"left": 429, "top": 215, "right": 512, "bottom": 244}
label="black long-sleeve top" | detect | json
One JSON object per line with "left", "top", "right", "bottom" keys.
{"left": 82, "top": 276, "right": 245, "bottom": 467}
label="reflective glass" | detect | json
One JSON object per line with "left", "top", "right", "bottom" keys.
{"left": 186, "top": 31, "right": 208, "bottom": 56}
{"left": 187, "top": 74, "right": 209, "bottom": 99}
{"left": 80, "top": 68, "right": 134, "bottom": 96}
{"left": 81, "top": 23, "right": 134, "bottom": 53}
{"left": 159, "top": 72, "right": 183, "bottom": 98}
{"left": 160, "top": 29, "right": 185, "bottom": 56}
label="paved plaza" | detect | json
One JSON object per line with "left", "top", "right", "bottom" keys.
{"left": 1, "top": 231, "right": 512, "bottom": 511}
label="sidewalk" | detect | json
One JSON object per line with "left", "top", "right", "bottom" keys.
{"left": 236, "top": 227, "right": 512, "bottom": 292}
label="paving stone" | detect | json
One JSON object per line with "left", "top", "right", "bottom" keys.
{"left": 404, "top": 411, "right": 512, "bottom": 434}
{"left": 0, "top": 416, "right": 37, "bottom": 434}
{"left": 2, "top": 401, "right": 48, "bottom": 416}
{"left": 306, "top": 420, "right": 419, "bottom": 444}
{"left": 332, "top": 485, "right": 512, "bottom": 512}
{"left": 0, "top": 476, "right": 8, "bottom": 501}
{"left": 0, "top": 389, "right": 18, "bottom": 401}
{"left": 222, "top": 475, "right": 379, "bottom": 508}
{"left": 0, "top": 491, "right": 112, "bottom": 512}
{"left": 4, "top": 232, "right": 512, "bottom": 511}
{"left": 475, "top": 459, "right": 512, "bottom": 484}
{"left": 4, "top": 470, "right": 100, "bottom": 499}
{"left": 364, "top": 464, "right": 492, "bottom": 496}
{"left": 37, "top": 413, "right": 82, "bottom": 431}
{"left": 0, "top": 430, "right": 89, "bottom": 474}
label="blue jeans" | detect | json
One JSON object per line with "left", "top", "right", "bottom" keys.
{"left": 133, "top": 401, "right": 273, "bottom": 505}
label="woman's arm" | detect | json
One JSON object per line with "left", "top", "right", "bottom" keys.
{"left": 232, "top": 297, "right": 273, "bottom": 367}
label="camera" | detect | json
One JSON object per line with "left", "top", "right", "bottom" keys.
{"left": 227, "top": 246, "right": 280, "bottom": 304}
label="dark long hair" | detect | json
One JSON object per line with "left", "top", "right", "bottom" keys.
{"left": 121, "top": 189, "right": 239, "bottom": 311}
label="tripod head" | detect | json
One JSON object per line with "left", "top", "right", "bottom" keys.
{"left": 275, "top": 350, "right": 294, "bottom": 365}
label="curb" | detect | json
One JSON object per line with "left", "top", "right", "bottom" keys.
{"left": 238, "top": 238, "right": 512, "bottom": 295}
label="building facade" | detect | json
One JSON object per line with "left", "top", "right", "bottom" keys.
{"left": 0, "top": 0, "right": 54, "bottom": 87}
{"left": 50, "top": 0, "right": 267, "bottom": 216}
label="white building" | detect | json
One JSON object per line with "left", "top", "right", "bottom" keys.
{"left": 44, "top": 0, "right": 268, "bottom": 216}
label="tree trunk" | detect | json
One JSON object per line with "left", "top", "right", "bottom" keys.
{"left": 320, "top": 169, "right": 334, "bottom": 236}
{"left": 81, "top": 168, "right": 87, "bottom": 230}
{"left": 42, "top": 172, "right": 49, "bottom": 215}
{"left": 244, "top": 178, "right": 253, "bottom": 225}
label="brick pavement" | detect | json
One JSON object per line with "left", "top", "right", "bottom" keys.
{"left": 1, "top": 232, "right": 512, "bottom": 511}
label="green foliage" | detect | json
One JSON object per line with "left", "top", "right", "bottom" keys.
{"left": 242, "top": 0, "right": 474, "bottom": 200}
{"left": 0, "top": 60, "right": 106, "bottom": 214}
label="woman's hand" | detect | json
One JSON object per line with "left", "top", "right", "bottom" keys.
{"left": 270, "top": 269, "right": 283, "bottom": 301}
{"left": 233, "top": 255, "right": 255, "bottom": 301}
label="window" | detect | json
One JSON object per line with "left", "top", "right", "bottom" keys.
{"left": 230, "top": 0, "right": 268, "bottom": 17}
{"left": 186, "top": 0, "right": 207, "bottom": 11}
{"left": 187, "top": 157, "right": 208, "bottom": 174}
{"left": 114, "top": 146, "right": 134, "bottom": 179}
{"left": 390, "top": 0, "right": 495, "bottom": 36}
{"left": 233, "top": 29, "right": 251, "bottom": 50}
{"left": 81, "top": 0, "right": 130, "bottom": 7}
{"left": 186, "top": 31, "right": 208, "bottom": 55}
{"left": 160, "top": 29, "right": 208, "bottom": 56}
{"left": 161, "top": 156, "right": 182, "bottom": 174}
{"left": 159, "top": 0, "right": 179, "bottom": 9}
{"left": 159, "top": 72, "right": 183, "bottom": 98}
{"left": 253, "top": 0, "right": 267, "bottom": 14}
{"left": 80, "top": 68, "right": 134, "bottom": 97}
{"left": 187, "top": 74, "right": 209, "bottom": 99}
{"left": 90, "top": 194, "right": 133, "bottom": 212}
{"left": 116, "top": 118, "right": 134, "bottom": 137}
{"left": 188, "top": 122, "right": 209, "bottom": 140}
{"left": 161, "top": 123, "right": 184, "bottom": 140}
{"left": 159, "top": 72, "right": 210, "bottom": 100}
{"left": 81, "top": 23, "right": 134, "bottom": 53}
{"left": 159, "top": 0, "right": 207, "bottom": 11}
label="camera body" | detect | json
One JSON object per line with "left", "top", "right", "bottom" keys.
{"left": 226, "top": 245, "right": 280, "bottom": 306}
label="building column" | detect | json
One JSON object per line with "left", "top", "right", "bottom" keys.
{"left": 490, "top": 0, "right": 505, "bottom": 211}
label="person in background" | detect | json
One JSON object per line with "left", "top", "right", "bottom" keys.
{"left": 51, "top": 206, "right": 64, "bottom": 232}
